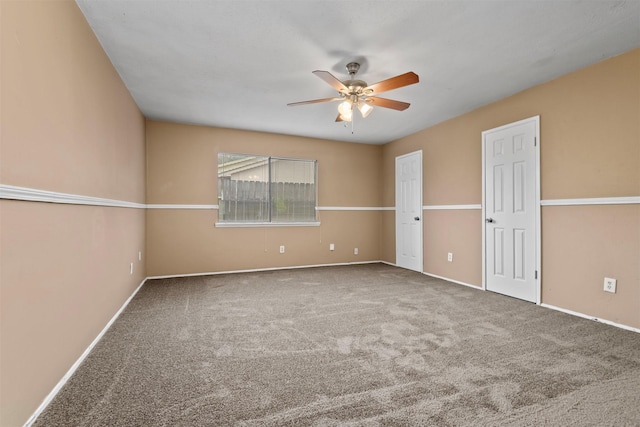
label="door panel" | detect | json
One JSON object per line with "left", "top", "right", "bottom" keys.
{"left": 484, "top": 119, "right": 538, "bottom": 302}
{"left": 396, "top": 151, "right": 423, "bottom": 272}
{"left": 493, "top": 165, "right": 504, "bottom": 213}
{"left": 514, "top": 228, "right": 526, "bottom": 280}
{"left": 514, "top": 161, "right": 526, "bottom": 212}
{"left": 494, "top": 227, "right": 504, "bottom": 276}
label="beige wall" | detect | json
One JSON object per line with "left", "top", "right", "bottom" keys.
{"left": 2, "top": 2, "right": 638, "bottom": 424}
{"left": 381, "top": 112, "right": 485, "bottom": 287}
{"left": 145, "top": 121, "right": 383, "bottom": 276}
{"left": 382, "top": 48, "right": 640, "bottom": 328}
{"left": 542, "top": 205, "right": 639, "bottom": 328}
{"left": 423, "top": 209, "right": 483, "bottom": 286}
{"left": 0, "top": 2, "right": 146, "bottom": 426}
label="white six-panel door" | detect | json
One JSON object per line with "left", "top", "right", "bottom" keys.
{"left": 396, "top": 151, "right": 423, "bottom": 272}
{"left": 483, "top": 117, "right": 539, "bottom": 303}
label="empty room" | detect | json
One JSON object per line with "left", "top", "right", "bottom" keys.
{"left": 1, "top": 1, "right": 639, "bottom": 425}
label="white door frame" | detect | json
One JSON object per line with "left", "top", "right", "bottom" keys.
{"left": 396, "top": 150, "right": 423, "bottom": 272}
{"left": 481, "top": 116, "right": 542, "bottom": 304}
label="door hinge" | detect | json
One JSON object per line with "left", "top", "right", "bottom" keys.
{"left": 534, "top": 137, "right": 537, "bottom": 147}
{"left": 535, "top": 270, "right": 538, "bottom": 279}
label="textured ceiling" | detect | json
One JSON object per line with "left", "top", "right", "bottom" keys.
{"left": 76, "top": 0, "right": 640, "bottom": 145}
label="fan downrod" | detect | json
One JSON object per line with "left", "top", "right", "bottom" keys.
{"left": 343, "top": 62, "right": 367, "bottom": 94}
{"left": 346, "top": 62, "right": 361, "bottom": 77}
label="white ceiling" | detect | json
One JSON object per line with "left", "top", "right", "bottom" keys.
{"left": 76, "top": 1, "right": 640, "bottom": 145}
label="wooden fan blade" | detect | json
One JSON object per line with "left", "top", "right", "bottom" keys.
{"left": 287, "top": 97, "right": 341, "bottom": 107}
{"left": 312, "top": 70, "right": 348, "bottom": 92}
{"left": 364, "top": 72, "right": 419, "bottom": 95}
{"left": 367, "top": 97, "right": 411, "bottom": 111}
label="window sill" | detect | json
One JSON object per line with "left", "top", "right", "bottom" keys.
{"left": 215, "top": 222, "right": 321, "bottom": 228}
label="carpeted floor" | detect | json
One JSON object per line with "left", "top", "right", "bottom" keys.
{"left": 34, "top": 264, "right": 640, "bottom": 426}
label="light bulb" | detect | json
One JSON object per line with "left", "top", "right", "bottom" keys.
{"left": 339, "top": 113, "right": 352, "bottom": 122}
{"left": 338, "top": 100, "right": 352, "bottom": 117}
{"left": 358, "top": 101, "right": 373, "bottom": 118}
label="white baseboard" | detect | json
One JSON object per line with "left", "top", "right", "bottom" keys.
{"left": 540, "top": 303, "right": 640, "bottom": 334}
{"left": 377, "top": 263, "right": 482, "bottom": 290}
{"left": 24, "top": 278, "right": 148, "bottom": 427}
{"left": 387, "top": 266, "right": 639, "bottom": 334}
{"left": 422, "top": 271, "right": 482, "bottom": 289}
{"left": 146, "top": 260, "right": 383, "bottom": 280}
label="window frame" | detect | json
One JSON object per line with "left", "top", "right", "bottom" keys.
{"left": 215, "top": 153, "right": 320, "bottom": 227}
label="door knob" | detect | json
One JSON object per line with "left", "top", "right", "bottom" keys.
{"left": 414, "top": 217, "right": 420, "bottom": 221}
{"left": 485, "top": 218, "right": 495, "bottom": 223}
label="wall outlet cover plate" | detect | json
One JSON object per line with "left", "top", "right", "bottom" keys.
{"left": 604, "top": 277, "right": 617, "bottom": 293}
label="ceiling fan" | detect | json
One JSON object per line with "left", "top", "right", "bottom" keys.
{"left": 288, "top": 62, "right": 419, "bottom": 122}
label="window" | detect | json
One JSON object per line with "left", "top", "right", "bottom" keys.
{"left": 217, "top": 153, "right": 317, "bottom": 225}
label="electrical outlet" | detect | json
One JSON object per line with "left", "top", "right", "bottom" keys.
{"left": 447, "top": 252, "right": 453, "bottom": 262}
{"left": 279, "top": 245, "right": 285, "bottom": 254}
{"left": 330, "top": 243, "right": 335, "bottom": 251}
{"left": 354, "top": 248, "right": 358, "bottom": 255}
{"left": 604, "top": 277, "right": 616, "bottom": 293}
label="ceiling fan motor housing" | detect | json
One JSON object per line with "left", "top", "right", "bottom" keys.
{"left": 343, "top": 80, "right": 367, "bottom": 93}
{"left": 342, "top": 62, "right": 368, "bottom": 96}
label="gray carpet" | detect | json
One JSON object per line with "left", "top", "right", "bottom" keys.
{"left": 34, "top": 264, "right": 640, "bottom": 426}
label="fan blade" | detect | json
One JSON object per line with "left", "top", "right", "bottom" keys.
{"left": 364, "top": 72, "right": 419, "bottom": 95}
{"left": 368, "top": 97, "right": 411, "bottom": 111}
{"left": 287, "top": 97, "right": 341, "bottom": 107}
{"left": 313, "top": 70, "right": 348, "bottom": 93}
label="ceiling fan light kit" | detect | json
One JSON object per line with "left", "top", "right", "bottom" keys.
{"left": 358, "top": 101, "right": 373, "bottom": 118}
{"left": 288, "top": 61, "right": 419, "bottom": 127}
{"left": 338, "top": 100, "right": 353, "bottom": 121}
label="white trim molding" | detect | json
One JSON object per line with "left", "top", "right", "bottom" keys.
{"left": 380, "top": 261, "right": 484, "bottom": 291}
{"left": 147, "top": 204, "right": 218, "bottom": 209}
{"left": 541, "top": 303, "right": 640, "bottom": 334}
{"left": 316, "top": 206, "right": 395, "bottom": 211}
{"left": 423, "top": 271, "right": 482, "bottom": 290}
{"left": 541, "top": 196, "right": 640, "bottom": 206}
{"left": 0, "top": 184, "right": 145, "bottom": 209}
{"left": 6, "top": 185, "right": 637, "bottom": 212}
{"left": 423, "top": 204, "right": 482, "bottom": 210}
{"left": 1, "top": 186, "right": 399, "bottom": 212}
